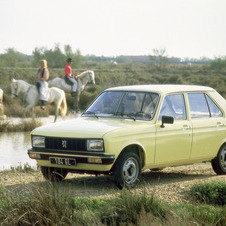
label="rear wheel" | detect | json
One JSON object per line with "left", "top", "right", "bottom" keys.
{"left": 41, "top": 167, "right": 68, "bottom": 182}
{"left": 113, "top": 151, "right": 141, "bottom": 189}
{"left": 211, "top": 144, "right": 226, "bottom": 175}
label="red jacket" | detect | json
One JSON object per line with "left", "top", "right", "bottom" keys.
{"left": 65, "top": 63, "right": 72, "bottom": 75}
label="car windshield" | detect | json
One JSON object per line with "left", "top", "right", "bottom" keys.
{"left": 83, "top": 91, "right": 159, "bottom": 120}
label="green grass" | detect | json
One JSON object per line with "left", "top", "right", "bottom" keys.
{"left": 172, "top": 203, "right": 226, "bottom": 225}
{"left": 0, "top": 182, "right": 225, "bottom": 225}
{"left": 189, "top": 181, "right": 226, "bottom": 206}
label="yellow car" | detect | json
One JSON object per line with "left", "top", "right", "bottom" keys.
{"left": 28, "top": 85, "right": 226, "bottom": 188}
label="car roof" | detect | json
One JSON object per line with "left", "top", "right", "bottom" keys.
{"left": 105, "top": 84, "right": 214, "bottom": 94}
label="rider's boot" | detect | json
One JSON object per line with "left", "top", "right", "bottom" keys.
{"left": 40, "top": 100, "right": 45, "bottom": 110}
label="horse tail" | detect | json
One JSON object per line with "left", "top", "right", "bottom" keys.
{"left": 60, "top": 92, "right": 67, "bottom": 118}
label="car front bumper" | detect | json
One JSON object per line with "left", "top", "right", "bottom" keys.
{"left": 28, "top": 148, "right": 115, "bottom": 171}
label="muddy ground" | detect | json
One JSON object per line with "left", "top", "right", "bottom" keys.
{"left": 1, "top": 162, "right": 225, "bottom": 203}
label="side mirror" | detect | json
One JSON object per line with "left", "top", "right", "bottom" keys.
{"left": 160, "top": 115, "right": 174, "bottom": 128}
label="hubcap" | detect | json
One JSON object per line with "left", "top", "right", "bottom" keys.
{"left": 122, "top": 157, "right": 139, "bottom": 185}
{"left": 220, "top": 148, "right": 226, "bottom": 170}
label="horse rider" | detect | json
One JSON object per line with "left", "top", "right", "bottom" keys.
{"left": 36, "top": 59, "right": 49, "bottom": 110}
{"left": 65, "top": 58, "right": 78, "bottom": 97}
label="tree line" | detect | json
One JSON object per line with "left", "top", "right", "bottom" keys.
{"left": 0, "top": 44, "right": 84, "bottom": 68}
{"left": 1, "top": 44, "right": 225, "bottom": 70}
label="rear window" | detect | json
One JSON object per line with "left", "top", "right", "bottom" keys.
{"left": 188, "top": 93, "right": 223, "bottom": 118}
{"left": 206, "top": 95, "right": 223, "bottom": 117}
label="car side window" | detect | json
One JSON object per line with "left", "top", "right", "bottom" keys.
{"left": 188, "top": 93, "right": 210, "bottom": 118}
{"left": 206, "top": 95, "right": 223, "bottom": 117}
{"left": 158, "top": 94, "right": 186, "bottom": 121}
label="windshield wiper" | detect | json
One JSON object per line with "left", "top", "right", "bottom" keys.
{"left": 125, "top": 114, "right": 136, "bottom": 121}
{"left": 114, "top": 112, "right": 136, "bottom": 121}
{"left": 83, "top": 111, "right": 99, "bottom": 118}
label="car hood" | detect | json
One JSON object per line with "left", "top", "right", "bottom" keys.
{"left": 31, "top": 117, "right": 148, "bottom": 138}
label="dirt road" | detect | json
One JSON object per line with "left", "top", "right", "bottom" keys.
{"left": 1, "top": 162, "right": 225, "bottom": 203}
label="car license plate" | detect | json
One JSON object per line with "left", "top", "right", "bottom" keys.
{"left": 50, "top": 157, "right": 76, "bottom": 166}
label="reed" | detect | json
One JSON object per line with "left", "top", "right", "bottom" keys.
{"left": 0, "top": 117, "right": 42, "bottom": 132}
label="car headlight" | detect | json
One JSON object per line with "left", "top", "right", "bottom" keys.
{"left": 32, "top": 136, "right": 45, "bottom": 148}
{"left": 87, "top": 139, "right": 104, "bottom": 151}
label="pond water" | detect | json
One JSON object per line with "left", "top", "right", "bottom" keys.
{"left": 0, "top": 115, "right": 79, "bottom": 171}
{"left": 0, "top": 132, "right": 36, "bottom": 171}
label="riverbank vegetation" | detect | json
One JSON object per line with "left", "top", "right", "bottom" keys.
{"left": 2, "top": 61, "right": 226, "bottom": 111}
{"left": 0, "top": 177, "right": 225, "bottom": 225}
{"left": 0, "top": 117, "right": 42, "bottom": 132}
{"left": 1, "top": 47, "right": 226, "bottom": 132}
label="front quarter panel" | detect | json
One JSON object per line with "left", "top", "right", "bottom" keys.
{"left": 103, "top": 121, "right": 156, "bottom": 168}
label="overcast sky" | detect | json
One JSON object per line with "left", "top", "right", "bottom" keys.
{"left": 0, "top": 0, "right": 226, "bottom": 59}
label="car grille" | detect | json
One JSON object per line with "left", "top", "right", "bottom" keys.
{"left": 45, "top": 137, "right": 87, "bottom": 151}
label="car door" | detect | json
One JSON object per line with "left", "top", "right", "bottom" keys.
{"left": 155, "top": 93, "right": 192, "bottom": 164}
{"left": 188, "top": 92, "right": 225, "bottom": 160}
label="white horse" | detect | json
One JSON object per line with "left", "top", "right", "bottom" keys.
{"left": 11, "top": 79, "right": 67, "bottom": 122}
{"left": 49, "top": 70, "right": 95, "bottom": 112}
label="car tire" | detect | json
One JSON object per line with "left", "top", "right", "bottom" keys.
{"left": 211, "top": 144, "right": 226, "bottom": 175}
{"left": 41, "top": 166, "right": 68, "bottom": 182}
{"left": 113, "top": 151, "right": 141, "bottom": 189}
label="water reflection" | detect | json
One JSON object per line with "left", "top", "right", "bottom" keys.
{"left": 0, "top": 132, "right": 36, "bottom": 171}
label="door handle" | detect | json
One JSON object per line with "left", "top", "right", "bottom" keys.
{"left": 182, "top": 125, "right": 190, "bottom": 130}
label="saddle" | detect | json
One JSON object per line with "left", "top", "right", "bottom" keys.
{"left": 64, "top": 76, "right": 78, "bottom": 86}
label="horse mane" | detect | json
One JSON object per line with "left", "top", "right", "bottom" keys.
{"left": 17, "top": 79, "right": 30, "bottom": 86}
{"left": 77, "top": 70, "right": 92, "bottom": 79}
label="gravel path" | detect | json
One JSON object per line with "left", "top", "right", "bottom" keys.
{"left": 1, "top": 162, "right": 225, "bottom": 203}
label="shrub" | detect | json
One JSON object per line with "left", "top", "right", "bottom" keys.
{"left": 189, "top": 181, "right": 226, "bottom": 205}
{"left": 0, "top": 117, "right": 42, "bottom": 132}
{"left": 0, "top": 184, "right": 225, "bottom": 225}
{"left": 172, "top": 203, "right": 226, "bottom": 225}
{"left": 98, "top": 189, "right": 166, "bottom": 225}
{"left": 70, "top": 189, "right": 167, "bottom": 225}
{"left": 0, "top": 184, "right": 74, "bottom": 225}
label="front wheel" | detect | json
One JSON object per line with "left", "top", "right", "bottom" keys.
{"left": 41, "top": 167, "right": 68, "bottom": 182}
{"left": 113, "top": 151, "right": 141, "bottom": 189}
{"left": 211, "top": 144, "right": 226, "bottom": 175}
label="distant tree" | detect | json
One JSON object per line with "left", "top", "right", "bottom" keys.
{"left": 115, "top": 56, "right": 132, "bottom": 63}
{"left": 64, "top": 45, "right": 73, "bottom": 58}
{"left": 149, "top": 48, "right": 169, "bottom": 71}
{"left": 32, "top": 47, "right": 46, "bottom": 67}
{"left": 208, "top": 56, "right": 226, "bottom": 71}
{"left": 47, "top": 43, "right": 65, "bottom": 68}
{"left": 32, "top": 44, "right": 84, "bottom": 69}
{"left": 73, "top": 49, "right": 84, "bottom": 68}
{"left": 0, "top": 48, "right": 30, "bottom": 67}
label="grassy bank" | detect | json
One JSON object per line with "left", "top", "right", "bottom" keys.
{"left": 0, "top": 174, "right": 225, "bottom": 225}
{"left": 0, "top": 117, "right": 42, "bottom": 132}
